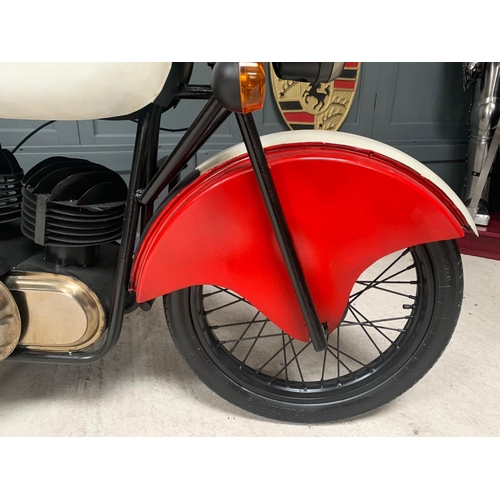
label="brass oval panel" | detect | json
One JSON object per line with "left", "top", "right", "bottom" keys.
{"left": 0, "top": 281, "right": 21, "bottom": 361}
{"left": 4, "top": 271, "right": 105, "bottom": 352}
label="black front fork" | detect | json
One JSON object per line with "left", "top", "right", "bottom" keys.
{"left": 236, "top": 113, "right": 329, "bottom": 352}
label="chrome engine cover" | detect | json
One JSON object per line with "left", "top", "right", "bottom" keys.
{"left": 3, "top": 271, "right": 105, "bottom": 352}
{"left": 0, "top": 281, "right": 21, "bottom": 361}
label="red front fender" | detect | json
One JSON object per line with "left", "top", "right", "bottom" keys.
{"left": 131, "top": 142, "right": 466, "bottom": 342}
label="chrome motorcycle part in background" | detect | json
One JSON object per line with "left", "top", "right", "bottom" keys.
{"left": 468, "top": 120, "right": 500, "bottom": 223}
{"left": 4, "top": 271, "right": 105, "bottom": 352}
{"left": 20, "top": 158, "right": 127, "bottom": 266}
{"left": 0, "top": 147, "right": 23, "bottom": 224}
{"left": 0, "top": 281, "right": 21, "bottom": 361}
{"left": 464, "top": 62, "right": 500, "bottom": 227}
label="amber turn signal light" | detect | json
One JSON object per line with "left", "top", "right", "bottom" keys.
{"left": 211, "top": 62, "right": 266, "bottom": 113}
{"left": 239, "top": 62, "right": 266, "bottom": 113}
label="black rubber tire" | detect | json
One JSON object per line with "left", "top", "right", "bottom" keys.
{"left": 164, "top": 240, "right": 463, "bottom": 424}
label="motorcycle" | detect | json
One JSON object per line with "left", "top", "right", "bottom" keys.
{"left": 0, "top": 62, "right": 476, "bottom": 424}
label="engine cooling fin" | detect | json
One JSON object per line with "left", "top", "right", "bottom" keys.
{"left": 21, "top": 157, "right": 127, "bottom": 249}
{"left": 0, "top": 148, "right": 23, "bottom": 224}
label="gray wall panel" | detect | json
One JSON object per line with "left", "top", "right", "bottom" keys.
{"left": 372, "top": 62, "right": 470, "bottom": 143}
{"left": 0, "top": 62, "right": 473, "bottom": 197}
{"left": 0, "top": 120, "right": 80, "bottom": 149}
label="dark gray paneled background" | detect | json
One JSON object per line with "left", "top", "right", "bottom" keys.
{"left": 0, "top": 62, "right": 472, "bottom": 196}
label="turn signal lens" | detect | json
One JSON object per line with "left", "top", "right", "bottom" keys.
{"left": 239, "top": 62, "right": 266, "bottom": 113}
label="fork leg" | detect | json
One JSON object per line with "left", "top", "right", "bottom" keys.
{"left": 236, "top": 113, "right": 328, "bottom": 352}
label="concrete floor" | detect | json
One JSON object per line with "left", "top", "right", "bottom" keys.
{"left": 0, "top": 253, "right": 498, "bottom": 436}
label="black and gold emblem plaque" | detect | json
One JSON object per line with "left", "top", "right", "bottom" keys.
{"left": 270, "top": 63, "right": 361, "bottom": 131}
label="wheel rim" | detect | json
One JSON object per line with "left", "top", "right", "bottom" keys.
{"left": 190, "top": 246, "right": 436, "bottom": 404}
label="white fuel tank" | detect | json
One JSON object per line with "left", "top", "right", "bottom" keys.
{"left": 0, "top": 62, "right": 172, "bottom": 120}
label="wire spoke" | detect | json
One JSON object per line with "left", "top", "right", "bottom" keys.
{"left": 255, "top": 337, "right": 295, "bottom": 375}
{"left": 342, "top": 321, "right": 404, "bottom": 333}
{"left": 350, "top": 304, "right": 404, "bottom": 345}
{"left": 290, "top": 341, "right": 306, "bottom": 387}
{"left": 348, "top": 305, "right": 383, "bottom": 354}
{"left": 214, "top": 287, "right": 253, "bottom": 306}
{"left": 364, "top": 284, "right": 416, "bottom": 299}
{"left": 350, "top": 261, "right": 416, "bottom": 303}
{"left": 202, "top": 288, "right": 227, "bottom": 298}
{"left": 219, "top": 332, "right": 284, "bottom": 345}
{"left": 356, "top": 280, "right": 417, "bottom": 285}
{"left": 282, "top": 331, "right": 289, "bottom": 386}
{"left": 336, "top": 328, "right": 340, "bottom": 378}
{"left": 204, "top": 297, "right": 247, "bottom": 314}
{"left": 264, "top": 340, "right": 311, "bottom": 382}
{"left": 350, "top": 265, "right": 416, "bottom": 302}
{"left": 342, "top": 315, "right": 411, "bottom": 326}
{"left": 354, "top": 248, "right": 410, "bottom": 287}
{"left": 335, "top": 347, "right": 367, "bottom": 367}
{"left": 320, "top": 342, "right": 328, "bottom": 388}
{"left": 211, "top": 319, "right": 268, "bottom": 329}
{"left": 326, "top": 346, "right": 353, "bottom": 374}
{"left": 241, "top": 319, "right": 269, "bottom": 365}
{"left": 226, "top": 310, "right": 260, "bottom": 355}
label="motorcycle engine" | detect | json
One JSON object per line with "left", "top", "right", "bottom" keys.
{"left": 0, "top": 153, "right": 127, "bottom": 358}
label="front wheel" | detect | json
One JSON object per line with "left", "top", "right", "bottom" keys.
{"left": 164, "top": 240, "right": 463, "bottom": 423}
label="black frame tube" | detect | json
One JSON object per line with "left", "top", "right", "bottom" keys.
{"left": 140, "top": 105, "right": 162, "bottom": 232}
{"left": 139, "top": 97, "right": 227, "bottom": 205}
{"left": 236, "top": 113, "right": 328, "bottom": 352}
{"left": 174, "top": 84, "right": 213, "bottom": 100}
